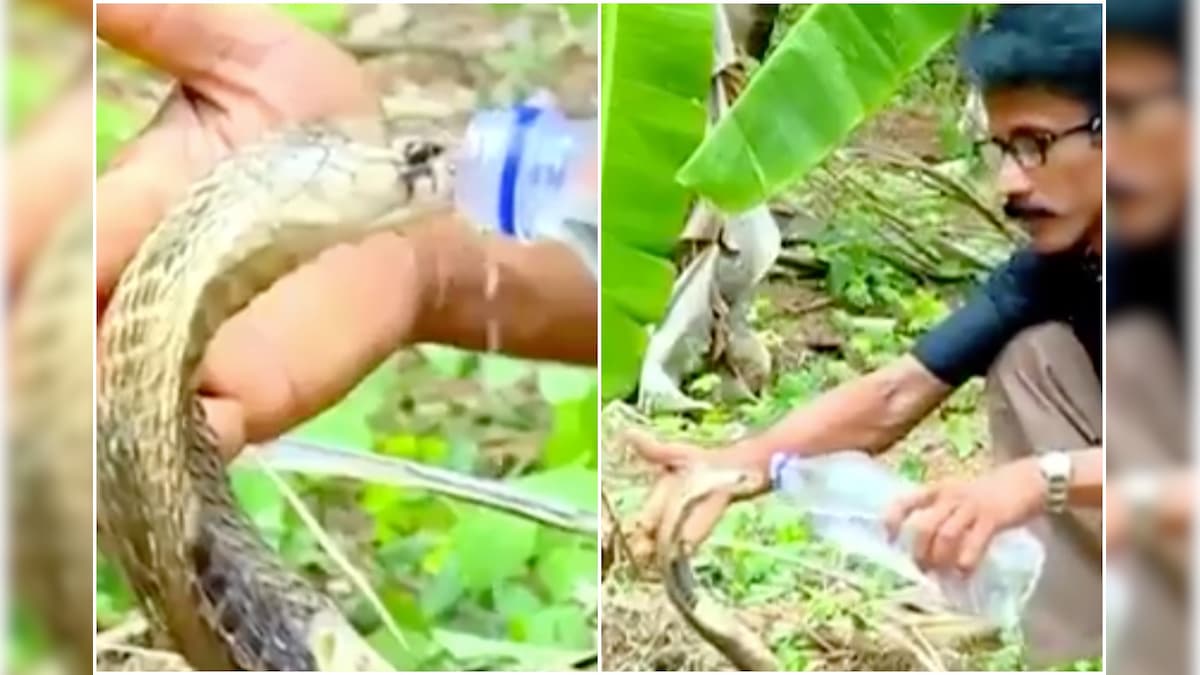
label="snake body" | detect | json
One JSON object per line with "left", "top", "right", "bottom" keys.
{"left": 10, "top": 205, "right": 95, "bottom": 674}
{"left": 97, "top": 116, "right": 457, "bottom": 670}
{"left": 656, "top": 468, "right": 780, "bottom": 671}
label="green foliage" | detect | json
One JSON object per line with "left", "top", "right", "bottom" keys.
{"left": 1052, "top": 657, "right": 1104, "bottom": 672}
{"left": 822, "top": 238, "right": 916, "bottom": 312}
{"left": 7, "top": 604, "right": 51, "bottom": 672}
{"left": 599, "top": 3, "right": 713, "bottom": 400}
{"left": 275, "top": 3, "right": 348, "bottom": 33}
{"left": 6, "top": 57, "right": 56, "bottom": 135}
{"left": 99, "top": 350, "right": 598, "bottom": 670}
{"left": 677, "top": 4, "right": 976, "bottom": 211}
{"left": 896, "top": 448, "right": 928, "bottom": 482}
{"left": 306, "top": 352, "right": 599, "bottom": 670}
{"left": 95, "top": 97, "right": 144, "bottom": 172}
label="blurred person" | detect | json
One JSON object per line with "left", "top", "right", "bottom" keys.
{"left": 91, "top": 3, "right": 597, "bottom": 461}
{"left": 1105, "top": 0, "right": 1191, "bottom": 672}
{"left": 7, "top": 3, "right": 94, "bottom": 673}
{"left": 625, "top": 4, "right": 1103, "bottom": 667}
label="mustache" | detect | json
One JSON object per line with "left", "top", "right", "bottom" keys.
{"left": 1003, "top": 199, "right": 1058, "bottom": 220}
{"left": 1106, "top": 178, "right": 1143, "bottom": 203}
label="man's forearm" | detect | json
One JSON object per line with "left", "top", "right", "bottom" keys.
{"left": 1064, "top": 447, "right": 1103, "bottom": 508}
{"left": 1113, "top": 469, "right": 1192, "bottom": 539}
{"left": 409, "top": 219, "right": 597, "bottom": 366}
{"left": 728, "top": 355, "right": 952, "bottom": 468}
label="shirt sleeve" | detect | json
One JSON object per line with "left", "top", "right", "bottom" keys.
{"left": 911, "top": 248, "right": 1046, "bottom": 387}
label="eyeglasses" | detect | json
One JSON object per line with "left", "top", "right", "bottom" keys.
{"left": 1109, "top": 85, "right": 1183, "bottom": 129}
{"left": 979, "top": 116, "right": 1101, "bottom": 170}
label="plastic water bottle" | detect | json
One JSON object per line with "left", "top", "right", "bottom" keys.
{"left": 770, "top": 450, "right": 1045, "bottom": 629}
{"left": 1104, "top": 556, "right": 1131, "bottom": 663}
{"left": 454, "top": 101, "right": 598, "bottom": 278}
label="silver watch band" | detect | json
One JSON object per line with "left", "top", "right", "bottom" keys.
{"left": 1039, "top": 451, "right": 1071, "bottom": 514}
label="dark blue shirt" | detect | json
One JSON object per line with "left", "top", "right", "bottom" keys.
{"left": 911, "top": 247, "right": 1101, "bottom": 387}
{"left": 1106, "top": 235, "right": 1183, "bottom": 349}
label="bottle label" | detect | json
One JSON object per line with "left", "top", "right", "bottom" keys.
{"left": 768, "top": 451, "right": 795, "bottom": 490}
{"left": 498, "top": 105, "right": 544, "bottom": 238}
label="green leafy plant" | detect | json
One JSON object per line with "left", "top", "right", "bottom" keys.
{"left": 599, "top": 3, "right": 713, "bottom": 400}
{"left": 276, "top": 3, "right": 348, "bottom": 33}
{"left": 7, "top": 57, "right": 56, "bottom": 134}
{"left": 677, "top": 4, "right": 976, "bottom": 211}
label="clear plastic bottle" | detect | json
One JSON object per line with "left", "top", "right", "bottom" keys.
{"left": 770, "top": 450, "right": 1045, "bottom": 629}
{"left": 1104, "top": 555, "right": 1131, "bottom": 663}
{"left": 454, "top": 101, "right": 598, "bottom": 278}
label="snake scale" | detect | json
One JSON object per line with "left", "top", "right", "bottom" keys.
{"left": 97, "top": 116, "right": 466, "bottom": 671}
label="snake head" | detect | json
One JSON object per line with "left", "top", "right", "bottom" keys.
{"left": 397, "top": 138, "right": 446, "bottom": 165}
{"left": 684, "top": 465, "right": 768, "bottom": 501}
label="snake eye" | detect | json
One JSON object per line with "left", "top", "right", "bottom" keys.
{"left": 403, "top": 141, "right": 443, "bottom": 165}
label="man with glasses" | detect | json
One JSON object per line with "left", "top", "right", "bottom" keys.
{"left": 626, "top": 4, "right": 1103, "bottom": 667}
{"left": 1106, "top": 0, "right": 1190, "bottom": 673}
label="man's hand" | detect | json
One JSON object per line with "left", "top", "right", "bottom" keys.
{"left": 96, "top": 3, "right": 380, "bottom": 304}
{"left": 96, "top": 4, "right": 392, "bottom": 457}
{"left": 883, "top": 457, "right": 1045, "bottom": 574}
{"left": 95, "top": 5, "right": 597, "bottom": 460}
{"left": 623, "top": 430, "right": 770, "bottom": 562}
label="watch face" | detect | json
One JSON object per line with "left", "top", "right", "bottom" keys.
{"left": 1039, "top": 452, "right": 1071, "bottom": 478}
{"left": 1120, "top": 473, "right": 1159, "bottom": 507}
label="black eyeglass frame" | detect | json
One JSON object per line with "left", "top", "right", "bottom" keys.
{"left": 1108, "top": 83, "right": 1185, "bottom": 126}
{"left": 978, "top": 115, "right": 1102, "bottom": 170}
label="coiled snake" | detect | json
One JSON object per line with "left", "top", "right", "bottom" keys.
{"left": 97, "top": 115, "right": 593, "bottom": 670}
{"left": 655, "top": 467, "right": 780, "bottom": 671}
{"left": 654, "top": 466, "right": 1002, "bottom": 671}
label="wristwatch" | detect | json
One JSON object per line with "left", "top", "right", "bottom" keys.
{"left": 1117, "top": 471, "right": 1161, "bottom": 544}
{"left": 1037, "top": 451, "right": 1072, "bottom": 514}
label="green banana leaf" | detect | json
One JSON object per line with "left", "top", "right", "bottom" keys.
{"left": 677, "top": 4, "right": 976, "bottom": 211}
{"left": 600, "top": 4, "right": 713, "bottom": 400}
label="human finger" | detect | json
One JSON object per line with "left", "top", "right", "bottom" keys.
{"left": 883, "top": 485, "right": 937, "bottom": 540}
{"left": 957, "top": 517, "right": 998, "bottom": 574}
{"left": 7, "top": 78, "right": 92, "bottom": 293}
{"left": 679, "top": 490, "right": 733, "bottom": 548}
{"left": 928, "top": 503, "right": 977, "bottom": 571}
{"left": 907, "top": 498, "right": 958, "bottom": 570}
{"left": 195, "top": 228, "right": 431, "bottom": 446}
{"left": 95, "top": 101, "right": 219, "bottom": 311}
{"left": 198, "top": 396, "right": 246, "bottom": 461}
{"left": 623, "top": 428, "right": 698, "bottom": 471}
{"left": 630, "top": 473, "right": 680, "bottom": 563}
{"left": 95, "top": 4, "right": 374, "bottom": 118}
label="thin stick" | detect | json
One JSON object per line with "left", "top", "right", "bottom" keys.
{"left": 601, "top": 489, "right": 640, "bottom": 580}
{"left": 256, "top": 460, "right": 407, "bottom": 657}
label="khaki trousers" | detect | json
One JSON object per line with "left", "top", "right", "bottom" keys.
{"left": 984, "top": 322, "right": 1103, "bottom": 668}
{"left": 1105, "top": 312, "right": 1189, "bottom": 675}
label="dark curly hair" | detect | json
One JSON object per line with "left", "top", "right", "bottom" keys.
{"left": 961, "top": 4, "right": 1102, "bottom": 114}
{"left": 1108, "top": 0, "right": 1183, "bottom": 56}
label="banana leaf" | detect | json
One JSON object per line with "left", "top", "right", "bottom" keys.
{"left": 677, "top": 3, "right": 976, "bottom": 211}
{"left": 600, "top": 4, "right": 713, "bottom": 399}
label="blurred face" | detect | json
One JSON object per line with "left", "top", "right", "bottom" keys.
{"left": 982, "top": 87, "right": 1103, "bottom": 254}
{"left": 1107, "top": 37, "right": 1187, "bottom": 245}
